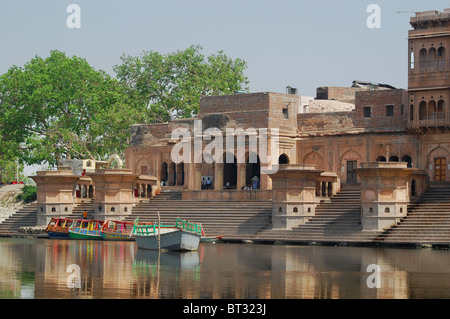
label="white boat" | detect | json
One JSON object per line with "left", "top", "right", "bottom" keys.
{"left": 132, "top": 218, "right": 202, "bottom": 251}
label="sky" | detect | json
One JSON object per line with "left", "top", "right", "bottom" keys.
{"left": 0, "top": 0, "right": 449, "bottom": 176}
{"left": 0, "top": 0, "right": 449, "bottom": 98}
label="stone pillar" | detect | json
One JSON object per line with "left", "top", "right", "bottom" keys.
{"left": 269, "top": 164, "right": 324, "bottom": 229}
{"left": 31, "top": 168, "right": 79, "bottom": 226}
{"left": 192, "top": 163, "right": 202, "bottom": 190}
{"left": 237, "top": 163, "right": 246, "bottom": 189}
{"left": 356, "top": 162, "right": 417, "bottom": 231}
{"left": 214, "top": 163, "right": 223, "bottom": 190}
{"left": 87, "top": 169, "right": 139, "bottom": 221}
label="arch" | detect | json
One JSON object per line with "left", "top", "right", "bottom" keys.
{"left": 427, "top": 100, "right": 437, "bottom": 120}
{"left": 278, "top": 153, "right": 290, "bottom": 164}
{"left": 340, "top": 149, "right": 362, "bottom": 163}
{"left": 246, "top": 153, "right": 260, "bottom": 188}
{"left": 437, "top": 100, "right": 446, "bottom": 120}
{"left": 107, "top": 154, "right": 123, "bottom": 169}
{"left": 303, "top": 151, "right": 324, "bottom": 170}
{"left": 389, "top": 156, "right": 399, "bottom": 162}
{"left": 223, "top": 153, "right": 237, "bottom": 188}
{"left": 136, "top": 157, "right": 151, "bottom": 175}
{"left": 88, "top": 185, "right": 94, "bottom": 199}
{"left": 82, "top": 185, "right": 87, "bottom": 198}
{"left": 419, "top": 48, "right": 428, "bottom": 71}
{"left": 437, "top": 47, "right": 446, "bottom": 70}
{"left": 419, "top": 101, "right": 427, "bottom": 120}
{"left": 428, "top": 47, "right": 437, "bottom": 70}
{"left": 169, "top": 162, "right": 176, "bottom": 186}
{"left": 176, "top": 163, "right": 185, "bottom": 186}
{"left": 140, "top": 184, "right": 145, "bottom": 198}
{"left": 327, "top": 182, "right": 333, "bottom": 197}
{"left": 160, "top": 162, "right": 168, "bottom": 184}
{"left": 75, "top": 184, "right": 81, "bottom": 198}
{"left": 376, "top": 156, "right": 386, "bottom": 162}
{"left": 340, "top": 149, "right": 362, "bottom": 184}
{"left": 426, "top": 145, "right": 450, "bottom": 169}
{"left": 401, "top": 155, "right": 412, "bottom": 168}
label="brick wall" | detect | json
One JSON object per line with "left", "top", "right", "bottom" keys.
{"left": 353, "top": 89, "right": 409, "bottom": 130}
{"left": 297, "top": 111, "right": 356, "bottom": 135}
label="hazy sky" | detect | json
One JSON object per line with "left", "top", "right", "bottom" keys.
{"left": 0, "top": 0, "right": 449, "bottom": 97}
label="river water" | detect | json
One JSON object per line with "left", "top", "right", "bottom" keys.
{"left": 1, "top": 237, "right": 450, "bottom": 299}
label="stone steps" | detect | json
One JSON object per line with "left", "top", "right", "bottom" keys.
{"left": 224, "top": 186, "right": 384, "bottom": 243}
{"left": 126, "top": 192, "right": 273, "bottom": 236}
{"left": 379, "top": 184, "right": 450, "bottom": 244}
{"left": 0, "top": 203, "right": 38, "bottom": 236}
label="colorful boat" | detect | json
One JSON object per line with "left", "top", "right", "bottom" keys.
{"left": 132, "top": 218, "right": 202, "bottom": 251}
{"left": 200, "top": 235, "right": 223, "bottom": 243}
{"left": 45, "top": 217, "right": 74, "bottom": 239}
{"left": 68, "top": 219, "right": 104, "bottom": 240}
{"left": 101, "top": 219, "right": 135, "bottom": 241}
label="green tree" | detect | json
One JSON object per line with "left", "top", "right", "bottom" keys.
{"left": 113, "top": 45, "right": 249, "bottom": 122}
{"left": 0, "top": 50, "right": 131, "bottom": 166}
{"left": 0, "top": 47, "right": 249, "bottom": 167}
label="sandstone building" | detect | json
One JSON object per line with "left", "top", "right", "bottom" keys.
{"left": 27, "top": 9, "right": 450, "bottom": 235}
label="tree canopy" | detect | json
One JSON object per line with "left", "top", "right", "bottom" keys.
{"left": 0, "top": 46, "right": 249, "bottom": 167}
{"left": 113, "top": 45, "right": 249, "bottom": 121}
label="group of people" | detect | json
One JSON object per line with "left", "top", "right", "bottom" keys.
{"left": 201, "top": 177, "right": 213, "bottom": 189}
{"left": 200, "top": 176, "right": 260, "bottom": 190}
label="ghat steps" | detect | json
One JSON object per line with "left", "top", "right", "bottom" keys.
{"left": 379, "top": 182, "right": 450, "bottom": 245}
{"left": 125, "top": 191, "right": 273, "bottom": 236}
{"left": 0, "top": 203, "right": 37, "bottom": 236}
{"left": 3, "top": 183, "right": 450, "bottom": 246}
{"left": 223, "top": 186, "right": 383, "bottom": 244}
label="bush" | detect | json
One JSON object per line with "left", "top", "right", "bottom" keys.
{"left": 16, "top": 185, "right": 37, "bottom": 203}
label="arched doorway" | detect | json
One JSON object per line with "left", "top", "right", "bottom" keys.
{"left": 278, "top": 154, "right": 290, "bottom": 164}
{"left": 223, "top": 153, "right": 237, "bottom": 189}
{"left": 176, "top": 163, "right": 185, "bottom": 186}
{"left": 401, "top": 155, "right": 412, "bottom": 168}
{"left": 160, "top": 163, "right": 168, "bottom": 185}
{"left": 389, "top": 156, "right": 399, "bottom": 162}
{"left": 169, "top": 162, "right": 176, "bottom": 186}
{"left": 246, "top": 153, "right": 260, "bottom": 189}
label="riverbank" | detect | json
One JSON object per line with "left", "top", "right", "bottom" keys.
{"left": 0, "top": 184, "right": 24, "bottom": 223}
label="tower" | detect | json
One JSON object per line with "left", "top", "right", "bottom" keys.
{"left": 408, "top": 9, "right": 450, "bottom": 182}
{"left": 408, "top": 9, "right": 450, "bottom": 129}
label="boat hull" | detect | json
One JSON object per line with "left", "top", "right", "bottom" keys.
{"left": 135, "top": 229, "right": 201, "bottom": 251}
{"left": 69, "top": 229, "right": 103, "bottom": 240}
{"left": 102, "top": 232, "right": 134, "bottom": 241}
{"left": 47, "top": 231, "right": 70, "bottom": 239}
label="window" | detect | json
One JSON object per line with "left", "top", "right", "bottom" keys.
{"left": 363, "top": 107, "right": 371, "bottom": 118}
{"left": 282, "top": 108, "right": 289, "bottom": 119}
{"left": 386, "top": 105, "right": 394, "bottom": 116}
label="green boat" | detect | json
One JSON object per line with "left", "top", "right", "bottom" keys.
{"left": 68, "top": 219, "right": 104, "bottom": 240}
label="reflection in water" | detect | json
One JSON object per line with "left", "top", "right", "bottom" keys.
{"left": 1, "top": 238, "right": 450, "bottom": 299}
